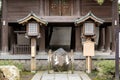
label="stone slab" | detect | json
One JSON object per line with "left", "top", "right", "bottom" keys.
{"left": 68, "top": 74, "right": 82, "bottom": 80}
{"left": 31, "top": 71, "right": 91, "bottom": 80}
{"left": 78, "top": 71, "right": 91, "bottom": 80}
{"left": 41, "top": 73, "right": 81, "bottom": 80}
{"left": 41, "top": 72, "right": 55, "bottom": 80}
{"left": 31, "top": 71, "right": 43, "bottom": 80}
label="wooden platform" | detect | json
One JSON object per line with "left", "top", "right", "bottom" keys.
{"left": 31, "top": 71, "right": 91, "bottom": 80}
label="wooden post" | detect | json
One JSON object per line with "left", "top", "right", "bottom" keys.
{"left": 1, "top": 0, "right": 8, "bottom": 52}
{"left": 48, "top": 49, "right": 52, "bottom": 74}
{"left": 86, "top": 56, "right": 92, "bottom": 74}
{"left": 98, "top": 27, "right": 105, "bottom": 51}
{"left": 31, "top": 38, "right": 36, "bottom": 72}
{"left": 75, "top": 27, "right": 81, "bottom": 51}
{"left": 111, "top": 0, "right": 117, "bottom": 53}
{"left": 71, "top": 49, "right": 74, "bottom": 74}
{"left": 39, "top": 27, "right": 45, "bottom": 52}
{"left": 112, "top": 0, "right": 120, "bottom": 80}
{"left": 105, "top": 26, "right": 111, "bottom": 52}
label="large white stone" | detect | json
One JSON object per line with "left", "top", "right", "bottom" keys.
{"left": 0, "top": 65, "right": 20, "bottom": 80}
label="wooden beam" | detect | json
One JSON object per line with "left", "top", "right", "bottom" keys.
{"left": 7, "top": 16, "right": 112, "bottom": 23}
{"left": 1, "top": 0, "right": 8, "bottom": 52}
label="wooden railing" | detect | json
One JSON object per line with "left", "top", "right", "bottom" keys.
{"left": 12, "top": 45, "right": 31, "bottom": 54}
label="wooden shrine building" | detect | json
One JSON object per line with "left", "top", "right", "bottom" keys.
{"left": 0, "top": 0, "right": 118, "bottom": 54}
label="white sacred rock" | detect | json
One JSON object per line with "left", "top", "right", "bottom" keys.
{"left": 0, "top": 65, "right": 20, "bottom": 80}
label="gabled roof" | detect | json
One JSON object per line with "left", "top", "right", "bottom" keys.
{"left": 17, "top": 12, "right": 48, "bottom": 25}
{"left": 75, "top": 12, "right": 104, "bottom": 25}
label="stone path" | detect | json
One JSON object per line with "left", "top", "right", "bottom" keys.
{"left": 31, "top": 71, "right": 91, "bottom": 80}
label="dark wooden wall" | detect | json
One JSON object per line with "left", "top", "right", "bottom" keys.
{"left": 81, "top": 0, "right": 112, "bottom": 18}
{"left": 6, "top": 0, "right": 112, "bottom": 22}
{"left": 7, "top": 0, "right": 40, "bottom": 21}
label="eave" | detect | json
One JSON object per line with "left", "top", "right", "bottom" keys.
{"left": 17, "top": 12, "right": 48, "bottom": 25}
{"left": 8, "top": 16, "right": 111, "bottom": 23}
{"left": 75, "top": 12, "right": 105, "bottom": 25}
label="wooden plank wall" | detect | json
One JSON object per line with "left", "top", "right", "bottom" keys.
{"left": 6, "top": 0, "right": 112, "bottom": 22}
{"left": 81, "top": 0, "right": 112, "bottom": 18}
{"left": 7, "top": 0, "right": 40, "bottom": 21}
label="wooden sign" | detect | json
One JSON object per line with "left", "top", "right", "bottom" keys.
{"left": 83, "top": 40, "right": 95, "bottom": 56}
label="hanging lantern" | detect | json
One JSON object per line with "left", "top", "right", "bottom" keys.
{"left": 96, "top": 0, "right": 104, "bottom": 5}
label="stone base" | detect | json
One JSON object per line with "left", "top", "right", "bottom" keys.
{"left": 0, "top": 52, "right": 10, "bottom": 55}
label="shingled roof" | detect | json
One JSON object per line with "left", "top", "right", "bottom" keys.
{"left": 17, "top": 12, "right": 48, "bottom": 25}
{"left": 75, "top": 12, "right": 104, "bottom": 25}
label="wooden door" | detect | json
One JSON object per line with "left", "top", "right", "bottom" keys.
{"left": 49, "top": 0, "right": 72, "bottom": 16}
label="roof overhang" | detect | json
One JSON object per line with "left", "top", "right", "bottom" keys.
{"left": 17, "top": 12, "right": 48, "bottom": 26}
{"left": 75, "top": 12, "right": 104, "bottom": 26}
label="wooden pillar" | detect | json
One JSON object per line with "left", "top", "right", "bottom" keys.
{"left": 112, "top": 0, "right": 118, "bottom": 43}
{"left": 105, "top": 26, "right": 111, "bottom": 52}
{"left": 75, "top": 27, "right": 81, "bottom": 51}
{"left": 112, "top": 0, "right": 120, "bottom": 80}
{"left": 31, "top": 38, "right": 36, "bottom": 72}
{"left": 1, "top": 0, "right": 8, "bottom": 52}
{"left": 9, "top": 26, "right": 12, "bottom": 51}
{"left": 10, "top": 27, "right": 16, "bottom": 53}
{"left": 0, "top": 22, "right": 1, "bottom": 50}
{"left": 39, "top": 27, "right": 45, "bottom": 52}
{"left": 98, "top": 27, "right": 105, "bottom": 51}
{"left": 39, "top": 0, "right": 45, "bottom": 52}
